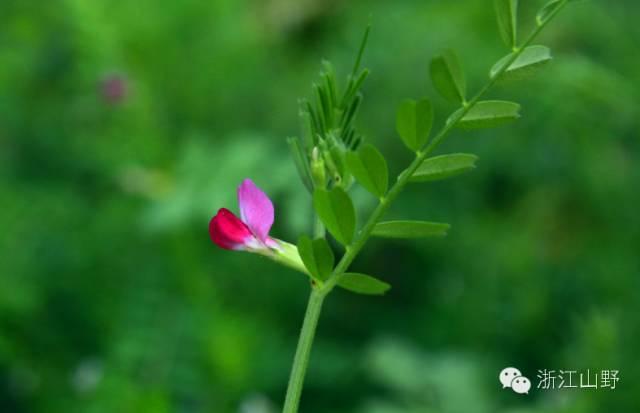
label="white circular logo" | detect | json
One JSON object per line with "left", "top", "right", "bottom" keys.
{"left": 511, "top": 375, "right": 531, "bottom": 394}
{"left": 499, "top": 367, "right": 522, "bottom": 388}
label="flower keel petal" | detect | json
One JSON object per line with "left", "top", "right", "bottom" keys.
{"left": 209, "top": 208, "right": 254, "bottom": 250}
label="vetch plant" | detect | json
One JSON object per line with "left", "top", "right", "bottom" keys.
{"left": 208, "top": 1, "right": 578, "bottom": 411}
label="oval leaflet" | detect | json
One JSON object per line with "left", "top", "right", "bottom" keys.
{"left": 490, "top": 45, "right": 552, "bottom": 80}
{"left": 410, "top": 153, "right": 478, "bottom": 182}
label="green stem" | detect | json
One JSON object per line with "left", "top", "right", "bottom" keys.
{"left": 282, "top": 288, "right": 325, "bottom": 413}
{"left": 282, "top": 207, "right": 326, "bottom": 413}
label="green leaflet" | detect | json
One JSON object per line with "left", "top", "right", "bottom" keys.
{"left": 430, "top": 50, "right": 466, "bottom": 103}
{"left": 451, "top": 100, "right": 521, "bottom": 129}
{"left": 297, "top": 236, "right": 334, "bottom": 282}
{"left": 346, "top": 143, "right": 388, "bottom": 198}
{"left": 337, "top": 273, "right": 391, "bottom": 295}
{"left": 490, "top": 45, "right": 552, "bottom": 81}
{"left": 410, "top": 153, "right": 478, "bottom": 182}
{"left": 537, "top": 0, "right": 561, "bottom": 25}
{"left": 494, "top": 0, "right": 519, "bottom": 48}
{"left": 312, "top": 187, "right": 356, "bottom": 246}
{"left": 396, "top": 99, "right": 433, "bottom": 152}
{"left": 372, "top": 221, "right": 450, "bottom": 238}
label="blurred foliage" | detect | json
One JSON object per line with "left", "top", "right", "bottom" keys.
{"left": 1, "top": 0, "right": 638, "bottom": 412}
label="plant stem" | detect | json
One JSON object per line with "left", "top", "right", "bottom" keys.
{"left": 282, "top": 288, "right": 325, "bottom": 413}
{"left": 282, "top": 212, "right": 326, "bottom": 413}
{"left": 282, "top": 2, "right": 569, "bottom": 410}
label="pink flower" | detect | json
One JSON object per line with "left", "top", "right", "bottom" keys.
{"left": 100, "top": 72, "right": 129, "bottom": 105}
{"left": 209, "top": 179, "right": 279, "bottom": 251}
{"left": 209, "top": 179, "right": 309, "bottom": 275}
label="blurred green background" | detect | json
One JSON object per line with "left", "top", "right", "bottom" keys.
{"left": 1, "top": 0, "right": 638, "bottom": 412}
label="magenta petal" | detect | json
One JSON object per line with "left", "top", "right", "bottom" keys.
{"left": 237, "top": 179, "right": 274, "bottom": 242}
{"left": 209, "top": 208, "right": 254, "bottom": 250}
